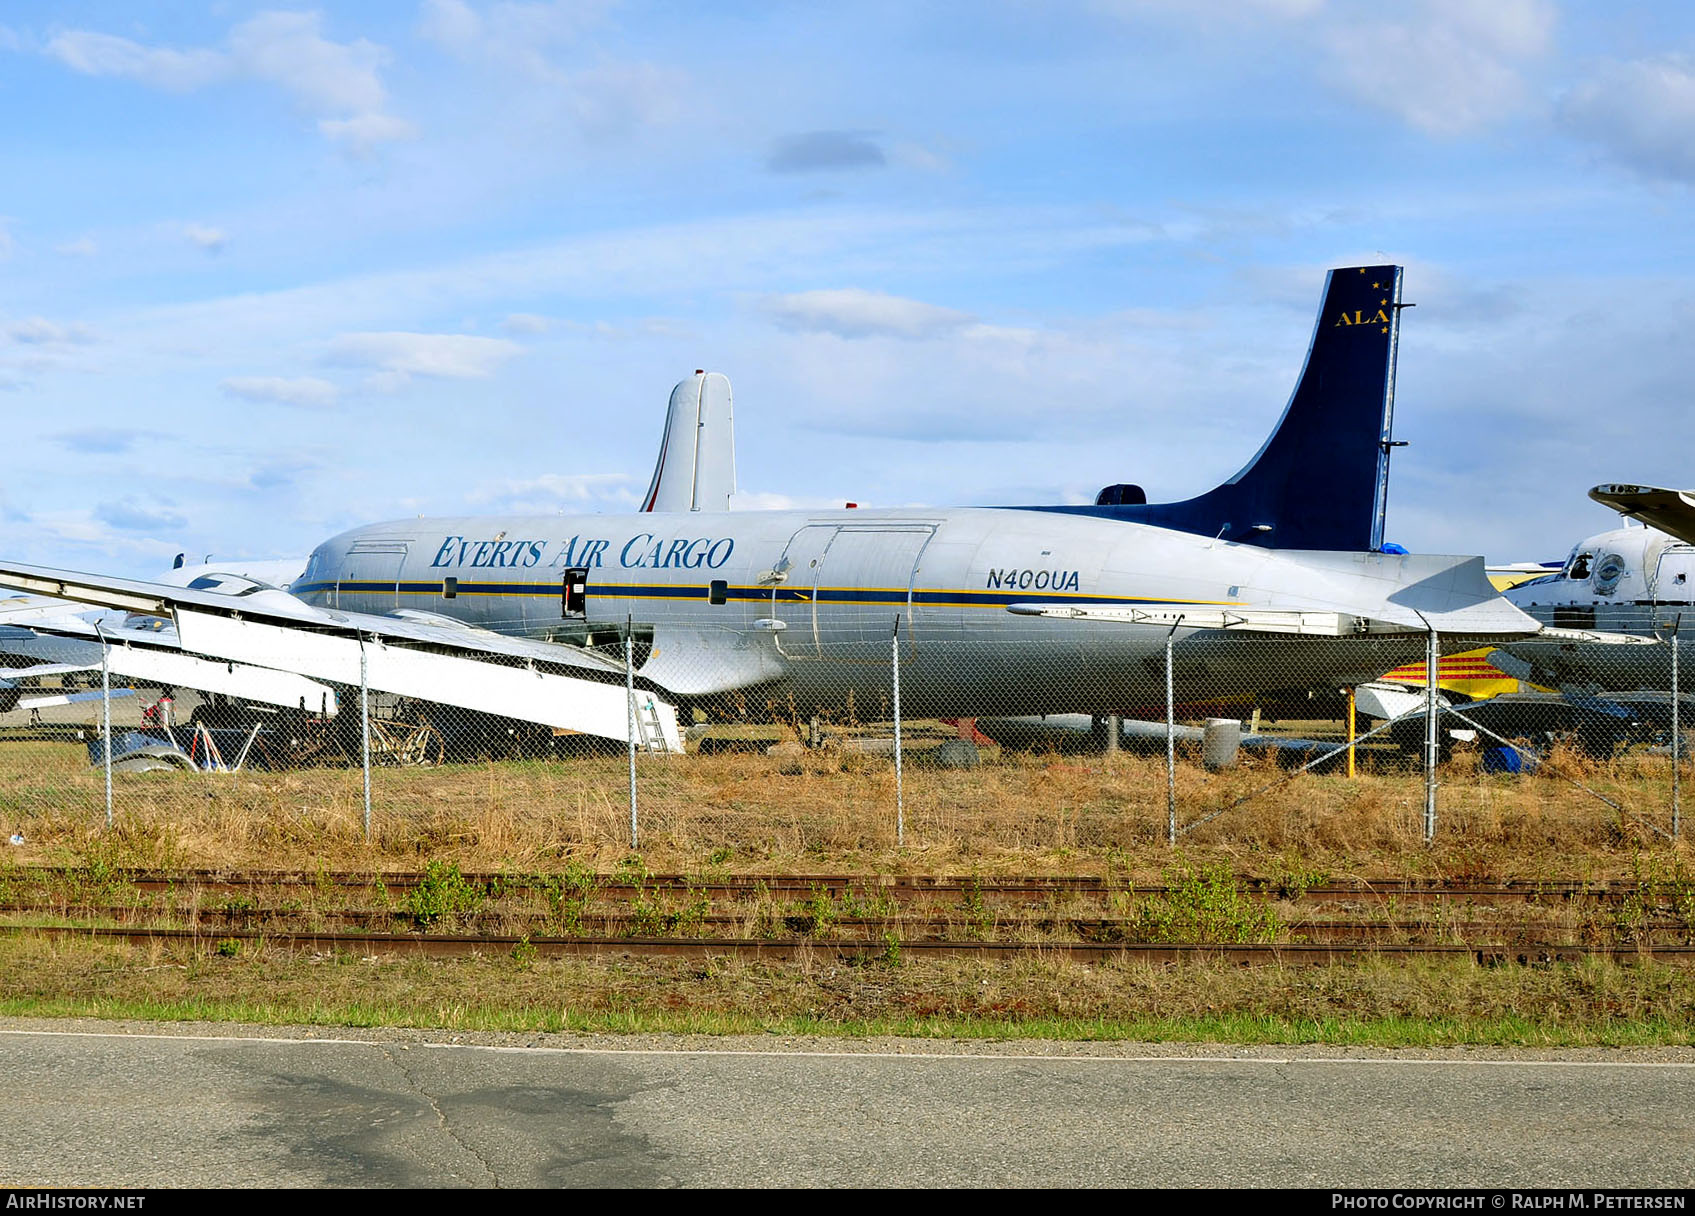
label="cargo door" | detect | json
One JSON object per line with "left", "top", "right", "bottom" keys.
{"left": 813, "top": 526, "right": 936, "bottom": 659}
{"left": 341, "top": 539, "right": 410, "bottom": 612}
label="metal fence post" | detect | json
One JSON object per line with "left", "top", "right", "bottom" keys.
{"left": 626, "top": 615, "right": 638, "bottom": 851}
{"left": 1673, "top": 614, "right": 1682, "bottom": 840}
{"left": 1424, "top": 625, "right": 1439, "bottom": 845}
{"left": 1166, "top": 621, "right": 1179, "bottom": 848}
{"left": 96, "top": 626, "right": 112, "bottom": 828}
{"left": 893, "top": 614, "right": 904, "bottom": 848}
{"left": 359, "top": 637, "right": 371, "bottom": 839}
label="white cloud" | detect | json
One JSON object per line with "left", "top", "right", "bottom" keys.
{"left": 43, "top": 12, "right": 411, "bottom": 149}
{"left": 183, "top": 223, "right": 228, "bottom": 253}
{"left": 220, "top": 376, "right": 341, "bottom": 409}
{"left": 1321, "top": 0, "right": 1555, "bottom": 135}
{"left": 731, "top": 490, "right": 847, "bottom": 511}
{"left": 226, "top": 11, "right": 387, "bottom": 114}
{"left": 501, "top": 312, "right": 552, "bottom": 334}
{"left": 325, "top": 331, "right": 523, "bottom": 381}
{"left": 418, "top": 0, "right": 485, "bottom": 51}
{"left": 46, "top": 30, "right": 227, "bottom": 91}
{"left": 762, "top": 289, "right": 974, "bottom": 339}
{"left": 6, "top": 317, "right": 95, "bottom": 345}
{"left": 419, "top": 0, "right": 615, "bottom": 66}
{"left": 55, "top": 237, "right": 98, "bottom": 257}
{"left": 567, "top": 59, "right": 684, "bottom": 137}
{"left": 1110, "top": 0, "right": 1322, "bottom": 16}
{"left": 95, "top": 498, "right": 188, "bottom": 534}
{"left": 1558, "top": 55, "right": 1695, "bottom": 183}
{"left": 417, "top": 0, "right": 679, "bottom": 139}
{"left": 319, "top": 112, "right": 418, "bottom": 153}
{"left": 465, "top": 472, "right": 639, "bottom": 513}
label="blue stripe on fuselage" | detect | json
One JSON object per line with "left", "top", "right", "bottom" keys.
{"left": 292, "top": 580, "right": 1189, "bottom": 609}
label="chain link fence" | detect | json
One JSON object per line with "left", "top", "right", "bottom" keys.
{"left": 1, "top": 605, "right": 1687, "bottom": 857}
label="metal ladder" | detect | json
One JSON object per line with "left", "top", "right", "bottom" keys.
{"left": 634, "top": 695, "right": 668, "bottom": 753}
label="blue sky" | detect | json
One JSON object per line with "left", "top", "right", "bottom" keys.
{"left": 3, "top": 0, "right": 1694, "bottom": 575}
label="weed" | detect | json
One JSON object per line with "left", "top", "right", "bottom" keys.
{"left": 1614, "top": 854, "right": 1695, "bottom": 945}
{"left": 313, "top": 862, "right": 336, "bottom": 907}
{"left": 511, "top": 936, "right": 537, "bottom": 970}
{"left": 406, "top": 861, "right": 485, "bottom": 930}
{"left": 215, "top": 938, "right": 241, "bottom": 958}
{"left": 560, "top": 860, "right": 598, "bottom": 898}
{"left": 801, "top": 884, "right": 837, "bottom": 939}
{"left": 1272, "top": 864, "right": 1332, "bottom": 901}
{"left": 960, "top": 875, "right": 995, "bottom": 939}
{"left": 837, "top": 885, "right": 898, "bottom": 919}
{"left": 670, "top": 889, "right": 710, "bottom": 936}
{"left": 880, "top": 929, "right": 902, "bottom": 967}
{"left": 629, "top": 895, "right": 666, "bottom": 937}
{"left": 1135, "top": 861, "right": 1281, "bottom": 944}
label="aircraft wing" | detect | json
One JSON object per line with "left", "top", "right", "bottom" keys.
{"left": 17, "top": 614, "right": 343, "bottom": 716}
{"left": 0, "top": 561, "right": 681, "bottom": 750}
{"left": 16, "top": 687, "right": 136, "bottom": 712}
{"left": 1009, "top": 554, "right": 1544, "bottom": 639}
{"left": 0, "top": 660, "right": 98, "bottom": 680}
{"left": 1588, "top": 484, "right": 1695, "bottom": 546}
{"left": 0, "top": 594, "right": 99, "bottom": 626}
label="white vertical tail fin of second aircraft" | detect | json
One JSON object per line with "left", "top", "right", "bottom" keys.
{"left": 641, "top": 370, "right": 738, "bottom": 513}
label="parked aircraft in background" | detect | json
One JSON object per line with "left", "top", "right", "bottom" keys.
{"left": 1351, "top": 484, "right": 1693, "bottom": 761}
{"left": 1588, "top": 484, "right": 1695, "bottom": 546}
{"left": 1488, "top": 493, "right": 1693, "bottom": 693}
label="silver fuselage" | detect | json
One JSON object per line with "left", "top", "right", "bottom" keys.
{"left": 298, "top": 507, "right": 1477, "bottom": 717}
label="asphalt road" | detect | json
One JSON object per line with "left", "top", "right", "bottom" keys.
{"left": 1, "top": 1024, "right": 1692, "bottom": 1188}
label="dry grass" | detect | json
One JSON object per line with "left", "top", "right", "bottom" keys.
{"left": 0, "top": 736, "right": 1687, "bottom": 883}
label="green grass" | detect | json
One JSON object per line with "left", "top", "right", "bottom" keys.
{"left": 1, "top": 994, "right": 1687, "bottom": 1048}
{"left": 2, "top": 933, "right": 1691, "bottom": 1047}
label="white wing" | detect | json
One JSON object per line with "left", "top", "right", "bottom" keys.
{"left": 0, "top": 562, "right": 682, "bottom": 750}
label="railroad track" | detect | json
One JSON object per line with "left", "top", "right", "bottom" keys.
{"left": 8, "top": 866, "right": 1688, "bottom": 961}
{"left": 7, "top": 905, "right": 1688, "bottom": 944}
{"left": 8, "top": 923, "right": 1693, "bottom": 965}
{"left": 3, "top": 867, "right": 1674, "bottom": 905}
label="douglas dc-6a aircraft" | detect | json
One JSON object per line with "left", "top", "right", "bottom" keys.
{"left": 0, "top": 266, "right": 1544, "bottom": 751}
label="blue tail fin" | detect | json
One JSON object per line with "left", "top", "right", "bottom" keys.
{"left": 1035, "top": 265, "right": 1404, "bottom": 551}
